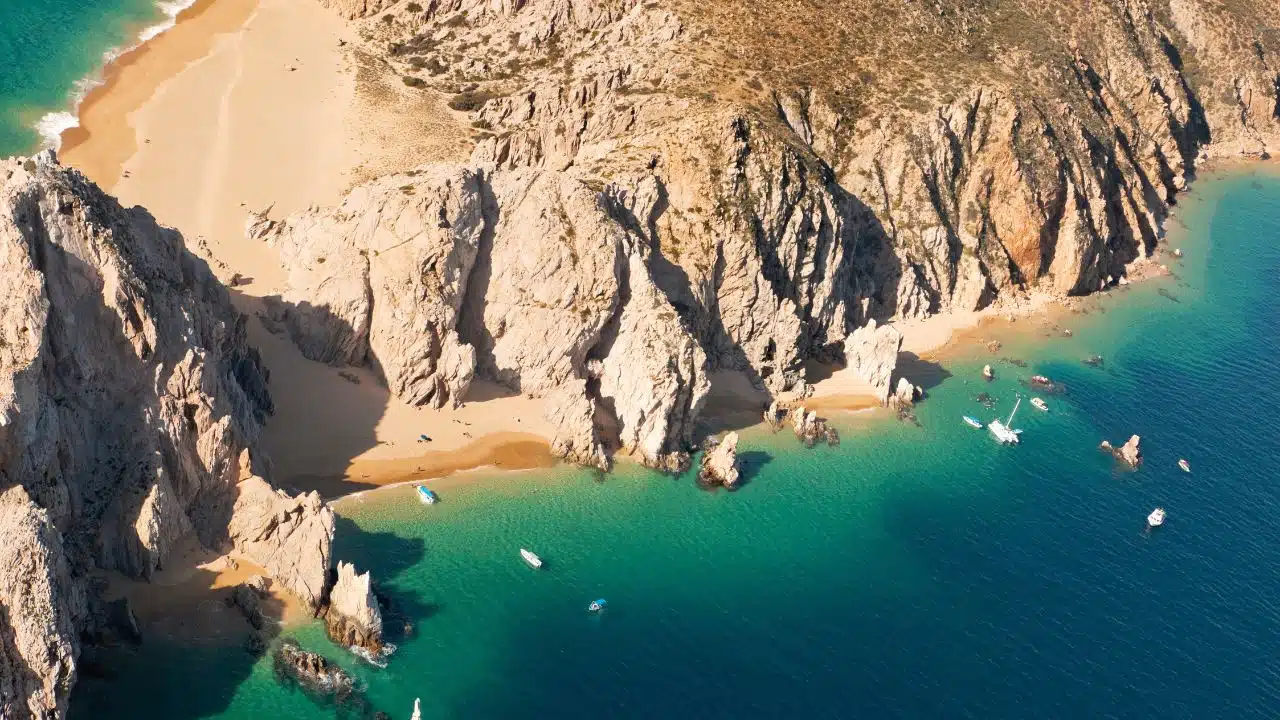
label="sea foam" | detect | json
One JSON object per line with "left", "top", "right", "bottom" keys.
{"left": 32, "top": 0, "right": 199, "bottom": 150}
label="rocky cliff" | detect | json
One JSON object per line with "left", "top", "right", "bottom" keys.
{"left": 0, "top": 152, "right": 334, "bottom": 716}
{"left": 259, "top": 0, "right": 1279, "bottom": 469}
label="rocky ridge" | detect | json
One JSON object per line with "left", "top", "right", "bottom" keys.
{"left": 253, "top": 0, "right": 1279, "bottom": 471}
{"left": 0, "top": 153, "right": 343, "bottom": 716}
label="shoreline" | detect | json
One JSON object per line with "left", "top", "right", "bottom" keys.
{"left": 37, "top": 0, "right": 1279, "bottom": 502}
{"left": 29, "top": 0, "right": 204, "bottom": 151}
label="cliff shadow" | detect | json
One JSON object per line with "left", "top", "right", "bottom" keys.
{"left": 331, "top": 515, "right": 435, "bottom": 642}
{"left": 69, "top": 558, "right": 296, "bottom": 720}
{"left": 733, "top": 449, "right": 774, "bottom": 488}
{"left": 895, "top": 352, "right": 952, "bottom": 393}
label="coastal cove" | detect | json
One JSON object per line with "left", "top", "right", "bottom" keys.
{"left": 69, "top": 167, "right": 1280, "bottom": 718}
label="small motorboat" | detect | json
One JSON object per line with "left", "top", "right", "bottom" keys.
{"left": 411, "top": 698, "right": 422, "bottom": 720}
{"left": 963, "top": 416, "right": 983, "bottom": 429}
{"left": 588, "top": 599, "right": 607, "bottom": 613}
{"left": 1147, "top": 507, "right": 1166, "bottom": 528}
{"left": 416, "top": 485, "right": 438, "bottom": 504}
{"left": 1178, "top": 459, "right": 1191, "bottom": 473}
{"left": 520, "top": 548, "right": 543, "bottom": 569}
{"left": 982, "top": 364, "right": 994, "bottom": 380}
{"left": 1030, "top": 397, "right": 1048, "bottom": 411}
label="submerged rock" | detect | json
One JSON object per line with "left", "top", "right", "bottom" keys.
{"left": 274, "top": 641, "right": 355, "bottom": 695}
{"left": 698, "top": 432, "right": 741, "bottom": 488}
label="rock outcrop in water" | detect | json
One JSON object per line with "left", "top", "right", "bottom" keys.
{"left": 698, "top": 432, "right": 741, "bottom": 488}
{"left": 0, "top": 486, "right": 79, "bottom": 720}
{"left": 323, "top": 562, "right": 384, "bottom": 653}
{"left": 0, "top": 153, "right": 337, "bottom": 715}
{"left": 1101, "top": 435, "right": 1144, "bottom": 467}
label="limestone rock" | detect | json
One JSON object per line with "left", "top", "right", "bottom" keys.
{"left": 227, "top": 471, "right": 334, "bottom": 612}
{"left": 542, "top": 380, "right": 609, "bottom": 471}
{"left": 843, "top": 319, "right": 904, "bottom": 404}
{"left": 324, "top": 562, "right": 384, "bottom": 653}
{"left": 791, "top": 407, "right": 838, "bottom": 448}
{"left": 0, "top": 486, "right": 81, "bottom": 720}
{"left": 763, "top": 401, "right": 786, "bottom": 431}
{"left": 698, "top": 432, "right": 741, "bottom": 487}
{"left": 889, "top": 378, "right": 921, "bottom": 408}
{"left": 1100, "top": 435, "right": 1143, "bottom": 468}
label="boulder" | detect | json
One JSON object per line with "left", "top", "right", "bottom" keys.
{"left": 791, "top": 407, "right": 838, "bottom": 448}
{"left": 698, "top": 432, "right": 741, "bottom": 487}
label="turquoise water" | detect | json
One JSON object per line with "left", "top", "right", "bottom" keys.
{"left": 0, "top": 0, "right": 175, "bottom": 156}
{"left": 71, "top": 167, "right": 1280, "bottom": 718}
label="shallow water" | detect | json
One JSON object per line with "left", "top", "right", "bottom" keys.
{"left": 0, "top": 0, "right": 180, "bottom": 156}
{"left": 71, "top": 167, "right": 1280, "bottom": 718}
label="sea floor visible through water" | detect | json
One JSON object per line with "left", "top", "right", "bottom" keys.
{"left": 71, "top": 166, "right": 1280, "bottom": 718}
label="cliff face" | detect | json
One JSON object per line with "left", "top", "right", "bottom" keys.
{"left": 262, "top": 0, "right": 1278, "bottom": 468}
{"left": 0, "top": 152, "right": 330, "bottom": 715}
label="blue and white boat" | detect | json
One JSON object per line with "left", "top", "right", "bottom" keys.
{"left": 963, "top": 416, "right": 983, "bottom": 429}
{"left": 588, "top": 599, "right": 607, "bottom": 612}
{"left": 416, "top": 485, "right": 438, "bottom": 504}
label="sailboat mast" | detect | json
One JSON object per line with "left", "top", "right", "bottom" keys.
{"left": 1007, "top": 396, "right": 1021, "bottom": 426}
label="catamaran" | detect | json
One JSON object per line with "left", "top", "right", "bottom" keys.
{"left": 521, "top": 548, "right": 543, "bottom": 569}
{"left": 963, "top": 416, "right": 983, "bottom": 429}
{"left": 988, "top": 396, "right": 1023, "bottom": 444}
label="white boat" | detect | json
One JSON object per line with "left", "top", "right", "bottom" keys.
{"left": 963, "top": 416, "right": 983, "bottom": 429}
{"left": 1147, "top": 507, "right": 1166, "bottom": 527}
{"left": 588, "top": 598, "right": 607, "bottom": 612}
{"left": 982, "top": 364, "right": 994, "bottom": 380}
{"left": 988, "top": 397, "right": 1023, "bottom": 444}
{"left": 520, "top": 548, "right": 543, "bottom": 568}
{"left": 1178, "top": 459, "right": 1191, "bottom": 473}
{"left": 411, "top": 698, "right": 422, "bottom": 720}
{"left": 1030, "top": 397, "right": 1048, "bottom": 411}
{"left": 416, "top": 485, "right": 438, "bottom": 504}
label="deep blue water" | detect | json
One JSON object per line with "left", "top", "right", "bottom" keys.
{"left": 70, "top": 167, "right": 1280, "bottom": 719}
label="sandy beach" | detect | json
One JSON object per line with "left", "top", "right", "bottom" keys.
{"left": 58, "top": 0, "right": 549, "bottom": 494}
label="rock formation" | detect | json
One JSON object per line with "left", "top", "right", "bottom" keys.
{"left": 889, "top": 378, "right": 921, "bottom": 409}
{"left": 227, "top": 469, "right": 334, "bottom": 612}
{"left": 0, "top": 486, "right": 79, "bottom": 720}
{"left": 0, "top": 153, "right": 333, "bottom": 715}
{"left": 791, "top": 407, "right": 839, "bottom": 448}
{"left": 1101, "top": 435, "right": 1144, "bottom": 467}
{"left": 274, "top": 640, "right": 355, "bottom": 694}
{"left": 763, "top": 401, "right": 786, "bottom": 431}
{"left": 282, "top": 0, "right": 1279, "bottom": 470}
{"left": 843, "top": 319, "right": 904, "bottom": 404}
{"left": 698, "top": 432, "right": 741, "bottom": 488}
{"left": 323, "top": 562, "right": 383, "bottom": 653}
